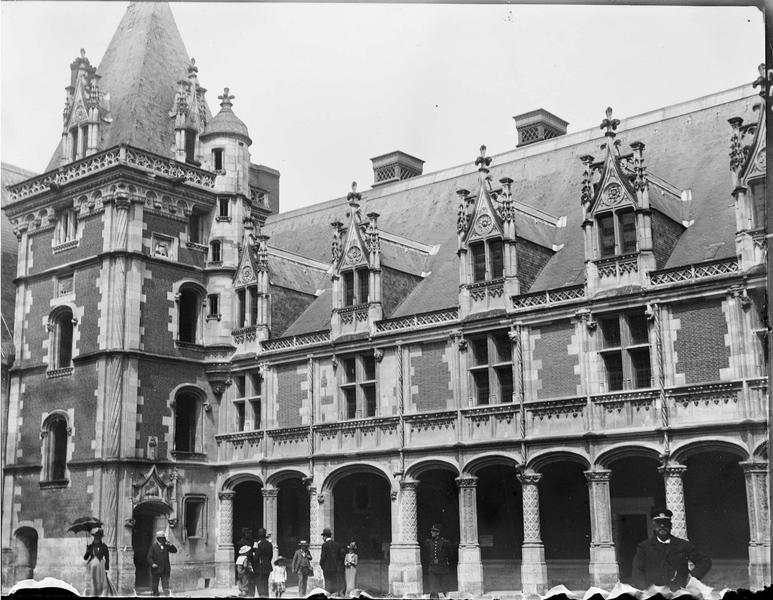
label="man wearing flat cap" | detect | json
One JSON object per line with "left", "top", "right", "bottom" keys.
{"left": 632, "top": 508, "right": 712, "bottom": 590}
{"left": 146, "top": 530, "right": 177, "bottom": 596}
{"left": 423, "top": 524, "right": 453, "bottom": 599}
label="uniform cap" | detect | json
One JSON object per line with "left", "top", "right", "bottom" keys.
{"left": 651, "top": 508, "right": 673, "bottom": 521}
{"left": 430, "top": 524, "right": 441, "bottom": 532}
{"left": 156, "top": 530, "right": 166, "bottom": 537}
{"left": 299, "top": 540, "right": 309, "bottom": 546}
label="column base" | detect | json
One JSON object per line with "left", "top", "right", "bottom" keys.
{"left": 748, "top": 542, "right": 770, "bottom": 591}
{"left": 215, "top": 545, "right": 235, "bottom": 587}
{"left": 589, "top": 544, "right": 619, "bottom": 588}
{"left": 389, "top": 543, "right": 423, "bottom": 596}
{"left": 521, "top": 543, "right": 548, "bottom": 598}
{"left": 456, "top": 545, "right": 484, "bottom": 596}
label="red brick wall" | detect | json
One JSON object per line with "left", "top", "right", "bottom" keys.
{"left": 28, "top": 214, "right": 103, "bottom": 277}
{"left": 15, "top": 470, "right": 94, "bottom": 537}
{"left": 270, "top": 286, "right": 316, "bottom": 337}
{"left": 381, "top": 266, "right": 422, "bottom": 317}
{"left": 137, "top": 358, "right": 205, "bottom": 458}
{"left": 410, "top": 341, "right": 451, "bottom": 411}
{"left": 652, "top": 210, "right": 684, "bottom": 269}
{"left": 672, "top": 299, "right": 729, "bottom": 383}
{"left": 517, "top": 240, "right": 553, "bottom": 293}
{"left": 73, "top": 264, "right": 101, "bottom": 352}
{"left": 276, "top": 362, "right": 305, "bottom": 427}
{"left": 533, "top": 320, "right": 580, "bottom": 399}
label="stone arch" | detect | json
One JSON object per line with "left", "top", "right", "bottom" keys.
{"left": 222, "top": 471, "right": 264, "bottom": 491}
{"left": 594, "top": 442, "right": 662, "bottom": 468}
{"left": 266, "top": 468, "right": 309, "bottom": 488}
{"left": 462, "top": 453, "right": 520, "bottom": 476}
{"left": 405, "top": 457, "right": 460, "bottom": 480}
{"left": 526, "top": 449, "right": 591, "bottom": 472}
{"left": 12, "top": 525, "right": 39, "bottom": 581}
{"left": 670, "top": 437, "right": 750, "bottom": 463}
{"left": 321, "top": 462, "right": 393, "bottom": 493}
{"left": 752, "top": 439, "right": 767, "bottom": 460}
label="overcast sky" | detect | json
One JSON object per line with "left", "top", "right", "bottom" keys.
{"left": 0, "top": 2, "right": 764, "bottom": 213}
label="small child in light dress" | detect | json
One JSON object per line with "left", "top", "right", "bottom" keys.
{"left": 271, "top": 556, "right": 287, "bottom": 598}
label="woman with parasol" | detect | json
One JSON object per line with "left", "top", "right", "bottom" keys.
{"left": 83, "top": 527, "right": 115, "bottom": 596}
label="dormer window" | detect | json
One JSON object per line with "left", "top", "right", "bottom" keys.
{"left": 213, "top": 148, "right": 224, "bottom": 172}
{"left": 342, "top": 268, "right": 369, "bottom": 306}
{"left": 185, "top": 129, "right": 197, "bottom": 163}
{"left": 69, "top": 125, "right": 87, "bottom": 161}
{"left": 469, "top": 238, "right": 504, "bottom": 282}
{"left": 597, "top": 209, "right": 636, "bottom": 258}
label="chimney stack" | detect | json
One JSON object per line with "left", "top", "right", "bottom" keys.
{"left": 513, "top": 109, "right": 568, "bottom": 147}
{"left": 371, "top": 151, "right": 425, "bottom": 187}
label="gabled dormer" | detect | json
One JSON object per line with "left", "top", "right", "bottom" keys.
{"left": 729, "top": 64, "right": 767, "bottom": 271}
{"left": 232, "top": 217, "right": 270, "bottom": 351}
{"left": 580, "top": 108, "right": 662, "bottom": 294}
{"left": 59, "top": 49, "right": 112, "bottom": 165}
{"left": 330, "top": 183, "right": 382, "bottom": 339}
{"left": 169, "top": 58, "right": 210, "bottom": 165}
{"left": 457, "top": 146, "right": 519, "bottom": 318}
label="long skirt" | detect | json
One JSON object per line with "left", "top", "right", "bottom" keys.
{"left": 345, "top": 566, "right": 357, "bottom": 594}
{"left": 85, "top": 558, "right": 115, "bottom": 596}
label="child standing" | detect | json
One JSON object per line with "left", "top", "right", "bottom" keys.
{"left": 235, "top": 545, "right": 253, "bottom": 597}
{"left": 271, "top": 556, "right": 287, "bottom": 598}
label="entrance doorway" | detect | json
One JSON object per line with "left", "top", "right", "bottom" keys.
{"left": 13, "top": 527, "right": 38, "bottom": 582}
{"left": 132, "top": 502, "right": 170, "bottom": 590}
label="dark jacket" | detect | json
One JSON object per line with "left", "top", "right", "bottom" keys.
{"left": 84, "top": 542, "right": 110, "bottom": 571}
{"left": 320, "top": 538, "right": 341, "bottom": 573}
{"left": 632, "top": 535, "right": 712, "bottom": 589}
{"left": 146, "top": 540, "right": 177, "bottom": 576}
{"left": 423, "top": 536, "right": 453, "bottom": 574}
{"left": 292, "top": 548, "right": 313, "bottom": 575}
{"left": 250, "top": 538, "right": 274, "bottom": 575}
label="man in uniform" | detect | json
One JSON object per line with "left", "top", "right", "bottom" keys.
{"left": 632, "top": 508, "right": 712, "bottom": 590}
{"left": 423, "top": 524, "right": 452, "bottom": 599}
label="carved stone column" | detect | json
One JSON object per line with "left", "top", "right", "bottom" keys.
{"left": 741, "top": 461, "right": 770, "bottom": 589}
{"left": 389, "top": 478, "right": 422, "bottom": 596}
{"left": 584, "top": 469, "right": 618, "bottom": 586}
{"left": 518, "top": 471, "right": 548, "bottom": 596}
{"left": 659, "top": 463, "right": 688, "bottom": 539}
{"left": 215, "top": 490, "right": 236, "bottom": 586}
{"left": 307, "top": 486, "right": 325, "bottom": 590}
{"left": 263, "top": 486, "right": 279, "bottom": 559}
{"left": 456, "top": 476, "right": 483, "bottom": 596}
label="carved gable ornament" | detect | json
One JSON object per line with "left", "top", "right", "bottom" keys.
{"left": 233, "top": 218, "right": 267, "bottom": 289}
{"left": 341, "top": 229, "right": 367, "bottom": 269}
{"left": 332, "top": 182, "right": 370, "bottom": 272}
{"left": 588, "top": 108, "right": 638, "bottom": 216}
{"left": 594, "top": 171, "right": 635, "bottom": 213}
{"left": 743, "top": 111, "right": 766, "bottom": 183}
{"left": 132, "top": 465, "right": 178, "bottom": 512}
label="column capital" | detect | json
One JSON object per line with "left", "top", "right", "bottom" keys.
{"left": 218, "top": 490, "right": 236, "bottom": 501}
{"left": 584, "top": 469, "right": 612, "bottom": 483}
{"left": 455, "top": 476, "right": 478, "bottom": 488}
{"left": 517, "top": 471, "right": 542, "bottom": 485}
{"left": 400, "top": 478, "right": 419, "bottom": 490}
{"left": 658, "top": 463, "right": 687, "bottom": 478}
{"left": 740, "top": 460, "right": 769, "bottom": 474}
{"left": 262, "top": 486, "right": 279, "bottom": 498}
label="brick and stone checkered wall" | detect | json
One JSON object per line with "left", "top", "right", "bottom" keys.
{"left": 671, "top": 299, "right": 730, "bottom": 384}
{"left": 275, "top": 362, "right": 305, "bottom": 427}
{"left": 517, "top": 239, "right": 553, "bottom": 294}
{"left": 409, "top": 341, "right": 452, "bottom": 412}
{"left": 318, "top": 360, "right": 337, "bottom": 422}
{"left": 13, "top": 471, "right": 93, "bottom": 538}
{"left": 270, "top": 286, "right": 315, "bottom": 337}
{"left": 652, "top": 210, "right": 683, "bottom": 269}
{"left": 381, "top": 266, "right": 422, "bottom": 317}
{"left": 532, "top": 320, "right": 581, "bottom": 399}
{"left": 144, "top": 212, "right": 186, "bottom": 246}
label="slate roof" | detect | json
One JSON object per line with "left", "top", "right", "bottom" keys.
{"left": 202, "top": 103, "right": 251, "bottom": 144}
{"left": 46, "top": 2, "right": 201, "bottom": 171}
{"left": 263, "top": 85, "right": 759, "bottom": 336}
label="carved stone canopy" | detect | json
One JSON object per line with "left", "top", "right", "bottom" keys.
{"left": 132, "top": 465, "right": 178, "bottom": 523}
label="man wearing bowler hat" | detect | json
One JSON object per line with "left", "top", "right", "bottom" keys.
{"left": 423, "top": 524, "right": 452, "bottom": 599}
{"left": 632, "top": 508, "right": 712, "bottom": 590}
{"left": 320, "top": 527, "right": 342, "bottom": 594}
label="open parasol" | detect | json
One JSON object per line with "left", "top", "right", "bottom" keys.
{"left": 67, "top": 516, "right": 103, "bottom": 535}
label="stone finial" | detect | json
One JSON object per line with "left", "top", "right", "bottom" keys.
{"left": 475, "top": 145, "right": 492, "bottom": 172}
{"left": 600, "top": 107, "right": 620, "bottom": 137}
{"left": 753, "top": 63, "right": 769, "bottom": 98}
{"left": 347, "top": 181, "right": 361, "bottom": 207}
{"left": 218, "top": 87, "right": 235, "bottom": 109}
{"left": 188, "top": 57, "right": 199, "bottom": 76}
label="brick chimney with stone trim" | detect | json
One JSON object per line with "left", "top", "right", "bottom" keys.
{"left": 513, "top": 109, "right": 569, "bottom": 147}
{"left": 371, "top": 151, "right": 425, "bottom": 187}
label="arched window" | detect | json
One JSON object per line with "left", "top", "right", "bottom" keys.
{"left": 42, "top": 414, "right": 69, "bottom": 482}
{"left": 178, "top": 285, "right": 204, "bottom": 344}
{"left": 49, "top": 307, "right": 74, "bottom": 370}
{"left": 173, "top": 391, "right": 203, "bottom": 455}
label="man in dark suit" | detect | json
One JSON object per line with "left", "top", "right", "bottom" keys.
{"left": 250, "top": 527, "right": 273, "bottom": 598}
{"left": 632, "top": 508, "right": 712, "bottom": 590}
{"left": 146, "top": 530, "right": 177, "bottom": 597}
{"left": 319, "top": 527, "right": 341, "bottom": 594}
{"left": 423, "top": 524, "right": 453, "bottom": 599}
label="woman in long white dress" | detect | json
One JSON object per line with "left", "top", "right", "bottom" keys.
{"left": 84, "top": 527, "right": 114, "bottom": 596}
{"left": 344, "top": 542, "right": 358, "bottom": 596}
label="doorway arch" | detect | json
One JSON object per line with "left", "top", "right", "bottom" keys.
{"left": 12, "top": 526, "right": 38, "bottom": 582}
{"left": 132, "top": 501, "right": 172, "bottom": 591}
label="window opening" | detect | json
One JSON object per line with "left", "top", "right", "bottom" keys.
{"left": 189, "top": 213, "right": 202, "bottom": 244}
{"left": 174, "top": 393, "right": 199, "bottom": 453}
{"left": 468, "top": 331, "right": 513, "bottom": 404}
{"left": 219, "top": 198, "right": 229, "bottom": 218}
{"left": 44, "top": 415, "right": 68, "bottom": 481}
{"left": 178, "top": 288, "right": 201, "bottom": 343}
{"left": 210, "top": 240, "right": 222, "bottom": 262}
{"left": 598, "top": 311, "right": 651, "bottom": 391}
{"left": 213, "top": 148, "right": 224, "bottom": 171}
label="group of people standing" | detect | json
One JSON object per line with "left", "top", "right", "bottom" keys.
{"left": 320, "top": 527, "right": 359, "bottom": 596}
{"left": 236, "top": 527, "right": 284, "bottom": 597}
